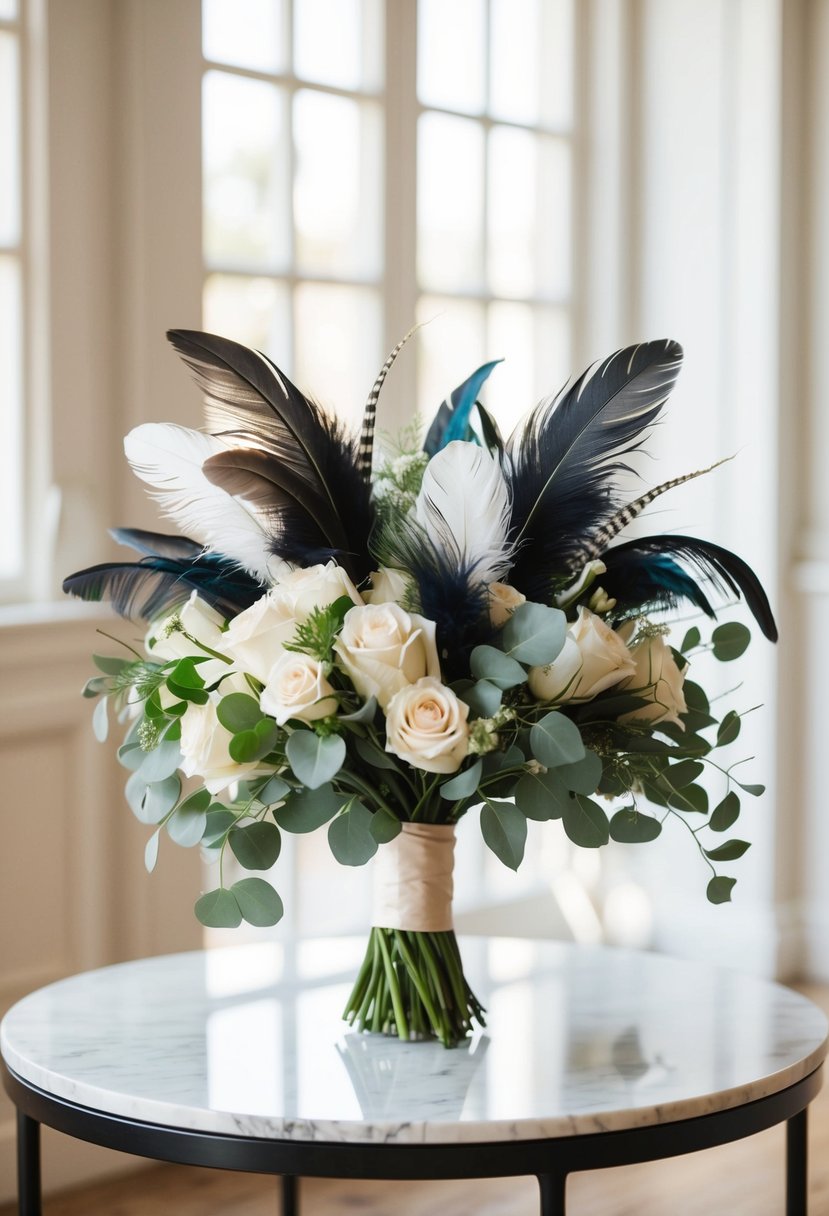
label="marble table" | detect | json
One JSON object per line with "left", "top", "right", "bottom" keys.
{"left": 2, "top": 938, "right": 827, "bottom": 1215}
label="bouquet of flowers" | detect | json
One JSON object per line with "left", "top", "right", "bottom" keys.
{"left": 64, "top": 330, "right": 777, "bottom": 1047}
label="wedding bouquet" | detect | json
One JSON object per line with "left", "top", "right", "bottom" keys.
{"left": 64, "top": 331, "right": 776, "bottom": 1047}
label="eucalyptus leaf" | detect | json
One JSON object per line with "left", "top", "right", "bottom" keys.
{"left": 667, "top": 783, "right": 709, "bottom": 815}
{"left": 460, "top": 679, "right": 503, "bottom": 718}
{"left": 286, "top": 731, "right": 346, "bottom": 788}
{"left": 258, "top": 775, "right": 291, "bottom": 804}
{"left": 82, "top": 675, "right": 108, "bottom": 699}
{"left": 93, "top": 653, "right": 130, "bottom": 675}
{"left": 712, "top": 621, "right": 751, "bottom": 662}
{"left": 555, "top": 749, "right": 603, "bottom": 795}
{"left": 514, "top": 770, "right": 569, "bottom": 820}
{"left": 706, "top": 875, "right": 737, "bottom": 905}
{"left": 354, "top": 735, "right": 400, "bottom": 770}
{"left": 166, "top": 677, "right": 209, "bottom": 706}
{"left": 92, "top": 696, "right": 109, "bottom": 743}
{"left": 470, "top": 645, "right": 526, "bottom": 690}
{"left": 328, "top": 801, "right": 379, "bottom": 866}
{"left": 124, "top": 771, "right": 150, "bottom": 819}
{"left": 117, "top": 741, "right": 145, "bottom": 772}
{"left": 501, "top": 601, "right": 566, "bottom": 665}
{"left": 166, "top": 804, "right": 208, "bottom": 847}
{"left": 561, "top": 796, "right": 610, "bottom": 848}
{"left": 667, "top": 759, "right": 704, "bottom": 788}
{"left": 137, "top": 738, "right": 182, "bottom": 783}
{"left": 680, "top": 626, "right": 701, "bottom": 652}
{"left": 736, "top": 780, "right": 765, "bottom": 796}
{"left": 710, "top": 791, "right": 740, "bottom": 832}
{"left": 232, "top": 877, "right": 284, "bottom": 927}
{"left": 216, "top": 692, "right": 264, "bottom": 733}
{"left": 480, "top": 800, "right": 527, "bottom": 870}
{"left": 178, "top": 788, "right": 211, "bottom": 814}
{"left": 142, "top": 775, "right": 181, "bottom": 824}
{"left": 683, "top": 680, "right": 710, "bottom": 713}
{"left": 202, "top": 808, "right": 237, "bottom": 845}
{"left": 229, "top": 821, "right": 282, "bottom": 870}
{"left": 440, "top": 759, "right": 483, "bottom": 800}
{"left": 274, "top": 784, "right": 341, "bottom": 833}
{"left": 339, "top": 696, "right": 378, "bottom": 725}
{"left": 530, "top": 712, "right": 585, "bottom": 768}
{"left": 704, "top": 838, "right": 751, "bottom": 862}
{"left": 609, "top": 808, "right": 662, "bottom": 843}
{"left": 144, "top": 829, "right": 160, "bottom": 873}
{"left": 370, "top": 807, "right": 402, "bottom": 843}
{"left": 229, "top": 720, "right": 279, "bottom": 763}
{"left": 716, "top": 711, "right": 741, "bottom": 747}
{"left": 194, "top": 887, "right": 242, "bottom": 929}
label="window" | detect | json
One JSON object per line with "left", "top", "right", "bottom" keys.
{"left": 0, "top": 0, "right": 24, "bottom": 592}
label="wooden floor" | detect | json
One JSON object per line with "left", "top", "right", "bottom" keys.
{"left": 3, "top": 984, "right": 828, "bottom": 1216}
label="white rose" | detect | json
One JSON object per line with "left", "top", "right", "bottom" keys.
{"left": 334, "top": 603, "right": 441, "bottom": 710}
{"left": 179, "top": 692, "right": 269, "bottom": 796}
{"left": 364, "top": 567, "right": 411, "bottom": 606}
{"left": 385, "top": 677, "right": 469, "bottom": 774}
{"left": 260, "top": 652, "right": 338, "bottom": 725}
{"left": 222, "top": 590, "right": 299, "bottom": 683}
{"left": 487, "top": 582, "right": 526, "bottom": 628}
{"left": 618, "top": 633, "right": 688, "bottom": 728}
{"left": 528, "top": 606, "right": 637, "bottom": 703}
{"left": 274, "top": 562, "right": 362, "bottom": 617}
{"left": 147, "top": 592, "right": 226, "bottom": 663}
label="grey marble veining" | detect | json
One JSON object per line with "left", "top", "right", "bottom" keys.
{"left": 2, "top": 939, "right": 826, "bottom": 1145}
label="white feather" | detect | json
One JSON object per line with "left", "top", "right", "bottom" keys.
{"left": 123, "top": 423, "right": 284, "bottom": 584}
{"left": 415, "top": 441, "right": 513, "bottom": 585}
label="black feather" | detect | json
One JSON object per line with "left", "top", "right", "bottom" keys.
{"left": 600, "top": 534, "right": 778, "bottom": 641}
{"left": 166, "top": 329, "right": 376, "bottom": 583}
{"left": 62, "top": 553, "right": 263, "bottom": 621}
{"left": 506, "top": 340, "right": 683, "bottom": 601}
{"left": 109, "top": 528, "right": 204, "bottom": 560}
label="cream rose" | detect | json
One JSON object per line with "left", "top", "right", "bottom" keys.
{"left": 385, "top": 677, "right": 469, "bottom": 774}
{"left": 274, "top": 562, "right": 362, "bottom": 617}
{"left": 364, "top": 567, "right": 411, "bottom": 606}
{"left": 260, "top": 652, "right": 338, "bottom": 725}
{"left": 334, "top": 603, "right": 441, "bottom": 710}
{"left": 179, "top": 695, "right": 268, "bottom": 796}
{"left": 528, "top": 606, "right": 637, "bottom": 703}
{"left": 147, "top": 592, "right": 226, "bottom": 663}
{"left": 618, "top": 633, "right": 688, "bottom": 728}
{"left": 487, "top": 582, "right": 526, "bottom": 628}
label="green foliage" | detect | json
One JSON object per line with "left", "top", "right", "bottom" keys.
{"left": 92, "top": 696, "right": 109, "bottom": 742}
{"left": 286, "top": 731, "right": 346, "bottom": 788}
{"left": 370, "top": 806, "right": 402, "bottom": 843}
{"left": 514, "top": 769, "right": 569, "bottom": 821}
{"left": 716, "top": 710, "right": 741, "bottom": 746}
{"left": 328, "top": 801, "right": 378, "bottom": 866}
{"left": 228, "top": 719, "right": 279, "bottom": 764}
{"left": 257, "top": 775, "right": 291, "bottom": 804}
{"left": 480, "top": 799, "right": 527, "bottom": 870}
{"left": 217, "top": 693, "right": 264, "bottom": 733}
{"left": 460, "top": 679, "right": 502, "bottom": 718}
{"left": 440, "top": 759, "right": 483, "bottom": 800}
{"left": 469, "top": 645, "right": 526, "bottom": 690}
{"left": 712, "top": 621, "right": 751, "bottom": 661}
{"left": 229, "top": 821, "right": 282, "bottom": 870}
{"left": 232, "top": 878, "right": 284, "bottom": 926}
{"left": 667, "top": 783, "right": 709, "bottom": 815}
{"left": 704, "top": 838, "right": 751, "bottom": 862}
{"left": 530, "top": 711, "right": 585, "bottom": 767}
{"left": 166, "top": 658, "right": 209, "bottom": 705}
{"left": 555, "top": 749, "right": 603, "bottom": 794}
{"left": 274, "top": 784, "right": 341, "bottom": 833}
{"left": 707, "top": 875, "right": 737, "bottom": 904}
{"left": 195, "top": 887, "right": 243, "bottom": 928}
{"left": 710, "top": 791, "right": 741, "bottom": 832}
{"left": 609, "top": 807, "right": 662, "bottom": 843}
{"left": 680, "top": 626, "right": 701, "bottom": 652}
{"left": 501, "top": 601, "right": 566, "bottom": 665}
{"left": 562, "top": 796, "right": 610, "bottom": 848}
{"left": 283, "top": 596, "right": 353, "bottom": 661}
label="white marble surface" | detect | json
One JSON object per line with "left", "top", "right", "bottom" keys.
{"left": 2, "top": 939, "right": 826, "bottom": 1145}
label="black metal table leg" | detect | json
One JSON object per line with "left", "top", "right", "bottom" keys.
{"left": 787, "top": 1108, "right": 808, "bottom": 1215}
{"left": 17, "top": 1110, "right": 41, "bottom": 1216}
{"left": 281, "top": 1173, "right": 298, "bottom": 1216}
{"left": 537, "top": 1172, "right": 567, "bottom": 1216}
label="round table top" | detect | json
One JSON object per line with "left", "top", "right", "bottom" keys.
{"left": 2, "top": 939, "right": 826, "bottom": 1146}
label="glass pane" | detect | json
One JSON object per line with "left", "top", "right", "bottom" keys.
{"left": 0, "top": 33, "right": 20, "bottom": 246}
{"left": 203, "top": 274, "right": 292, "bottom": 366}
{"left": 294, "top": 0, "right": 382, "bottom": 91}
{"left": 417, "top": 112, "right": 484, "bottom": 293}
{"left": 293, "top": 90, "right": 382, "bottom": 279}
{"left": 202, "top": 0, "right": 285, "bottom": 73}
{"left": 294, "top": 283, "right": 382, "bottom": 429}
{"left": 417, "top": 0, "right": 485, "bottom": 115}
{"left": 488, "top": 127, "right": 571, "bottom": 300}
{"left": 490, "top": 0, "right": 573, "bottom": 128}
{"left": 0, "top": 257, "right": 22, "bottom": 578}
{"left": 487, "top": 302, "right": 570, "bottom": 436}
{"left": 203, "top": 71, "right": 290, "bottom": 271}
{"left": 415, "top": 295, "right": 486, "bottom": 423}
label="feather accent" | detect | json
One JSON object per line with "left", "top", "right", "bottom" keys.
{"left": 415, "top": 441, "right": 513, "bottom": 587}
{"left": 423, "top": 360, "right": 503, "bottom": 456}
{"left": 600, "top": 534, "right": 778, "bottom": 640}
{"left": 62, "top": 553, "right": 264, "bottom": 621}
{"left": 166, "top": 329, "right": 375, "bottom": 584}
{"left": 506, "top": 339, "right": 684, "bottom": 602}
{"left": 123, "top": 423, "right": 275, "bottom": 583}
{"left": 109, "top": 528, "right": 204, "bottom": 560}
{"left": 359, "top": 326, "right": 419, "bottom": 482}
{"left": 570, "top": 456, "right": 733, "bottom": 568}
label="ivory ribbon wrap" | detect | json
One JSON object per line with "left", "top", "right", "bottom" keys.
{"left": 372, "top": 822, "right": 456, "bottom": 932}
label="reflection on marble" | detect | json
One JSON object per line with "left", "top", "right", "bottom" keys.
{"left": 2, "top": 940, "right": 826, "bottom": 1145}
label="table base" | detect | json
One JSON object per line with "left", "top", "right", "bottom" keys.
{"left": 4, "top": 1063, "right": 821, "bottom": 1215}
